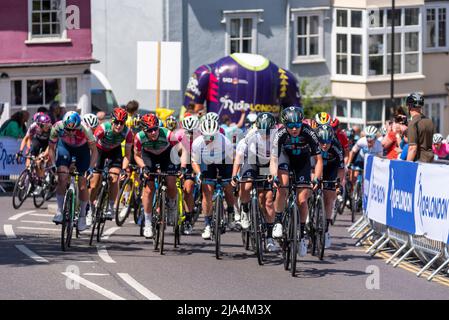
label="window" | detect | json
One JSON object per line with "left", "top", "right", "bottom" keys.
{"left": 223, "top": 11, "right": 262, "bottom": 55}
{"left": 29, "top": 0, "right": 66, "bottom": 40}
{"left": 336, "top": 99, "right": 348, "bottom": 117}
{"left": 26, "top": 79, "right": 60, "bottom": 105}
{"left": 351, "top": 100, "right": 363, "bottom": 118}
{"left": 425, "top": 6, "right": 448, "bottom": 51}
{"left": 334, "top": 99, "right": 390, "bottom": 128}
{"left": 293, "top": 12, "right": 324, "bottom": 61}
{"left": 423, "top": 98, "right": 444, "bottom": 133}
{"left": 367, "top": 7, "right": 421, "bottom": 76}
{"left": 334, "top": 9, "right": 364, "bottom": 76}
{"left": 66, "top": 78, "right": 77, "bottom": 104}
{"left": 366, "top": 100, "right": 383, "bottom": 123}
{"left": 11, "top": 81, "right": 22, "bottom": 106}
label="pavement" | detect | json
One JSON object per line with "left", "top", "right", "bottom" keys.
{"left": 1, "top": 196, "right": 448, "bottom": 300}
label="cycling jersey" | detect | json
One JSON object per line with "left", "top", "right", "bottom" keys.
{"left": 236, "top": 130, "right": 272, "bottom": 166}
{"left": 433, "top": 143, "right": 449, "bottom": 159}
{"left": 321, "top": 144, "right": 345, "bottom": 169}
{"left": 134, "top": 127, "right": 178, "bottom": 155}
{"left": 49, "top": 120, "right": 96, "bottom": 147}
{"left": 192, "top": 133, "right": 233, "bottom": 165}
{"left": 27, "top": 123, "right": 51, "bottom": 141}
{"left": 352, "top": 137, "right": 383, "bottom": 162}
{"left": 184, "top": 53, "right": 301, "bottom": 123}
{"left": 335, "top": 129, "right": 349, "bottom": 152}
{"left": 95, "top": 122, "right": 133, "bottom": 152}
{"left": 272, "top": 125, "right": 321, "bottom": 159}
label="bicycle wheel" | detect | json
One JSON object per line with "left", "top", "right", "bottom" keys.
{"left": 159, "top": 189, "right": 166, "bottom": 255}
{"left": 152, "top": 188, "right": 161, "bottom": 250}
{"left": 97, "top": 191, "right": 109, "bottom": 243}
{"left": 115, "top": 177, "right": 132, "bottom": 226}
{"left": 173, "top": 190, "right": 182, "bottom": 248}
{"left": 251, "top": 196, "right": 263, "bottom": 266}
{"left": 133, "top": 183, "right": 143, "bottom": 225}
{"left": 315, "top": 195, "right": 326, "bottom": 260}
{"left": 89, "top": 186, "right": 105, "bottom": 246}
{"left": 290, "top": 203, "right": 298, "bottom": 277}
{"left": 12, "top": 170, "right": 30, "bottom": 209}
{"left": 214, "top": 195, "right": 223, "bottom": 260}
{"left": 351, "top": 182, "right": 359, "bottom": 223}
{"left": 33, "top": 182, "right": 45, "bottom": 208}
{"left": 282, "top": 211, "right": 291, "bottom": 271}
{"left": 61, "top": 189, "right": 74, "bottom": 251}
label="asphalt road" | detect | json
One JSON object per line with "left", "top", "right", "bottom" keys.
{"left": 1, "top": 195, "right": 448, "bottom": 300}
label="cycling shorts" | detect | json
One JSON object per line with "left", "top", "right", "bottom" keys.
{"left": 56, "top": 141, "right": 90, "bottom": 175}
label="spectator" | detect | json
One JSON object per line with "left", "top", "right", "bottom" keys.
{"left": 49, "top": 101, "right": 63, "bottom": 124}
{"left": 400, "top": 129, "right": 409, "bottom": 160}
{"left": 406, "top": 92, "right": 435, "bottom": 163}
{"left": 220, "top": 111, "right": 245, "bottom": 146}
{"left": 96, "top": 111, "right": 106, "bottom": 124}
{"left": 352, "top": 125, "right": 361, "bottom": 139}
{"left": 37, "top": 106, "right": 48, "bottom": 114}
{"left": 382, "top": 118, "right": 402, "bottom": 160}
{"left": 0, "top": 111, "right": 28, "bottom": 139}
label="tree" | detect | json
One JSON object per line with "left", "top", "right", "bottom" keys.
{"left": 299, "top": 79, "right": 333, "bottom": 120}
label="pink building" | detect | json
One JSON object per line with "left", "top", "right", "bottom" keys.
{"left": 0, "top": 0, "right": 97, "bottom": 123}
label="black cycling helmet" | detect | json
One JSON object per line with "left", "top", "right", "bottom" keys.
{"left": 316, "top": 124, "right": 334, "bottom": 144}
{"left": 256, "top": 112, "right": 276, "bottom": 131}
{"left": 280, "top": 106, "right": 304, "bottom": 124}
{"left": 406, "top": 92, "right": 424, "bottom": 109}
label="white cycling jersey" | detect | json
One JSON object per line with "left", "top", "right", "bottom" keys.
{"left": 192, "top": 133, "right": 234, "bottom": 165}
{"left": 236, "top": 129, "right": 272, "bottom": 166}
{"left": 352, "top": 136, "right": 383, "bottom": 160}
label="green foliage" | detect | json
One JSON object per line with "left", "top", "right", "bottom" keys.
{"left": 300, "top": 79, "right": 333, "bottom": 119}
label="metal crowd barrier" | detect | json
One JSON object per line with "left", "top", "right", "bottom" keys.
{"left": 349, "top": 216, "right": 449, "bottom": 281}
{"left": 0, "top": 174, "right": 19, "bottom": 192}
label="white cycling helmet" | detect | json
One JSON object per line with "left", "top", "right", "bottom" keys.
{"left": 203, "top": 112, "right": 219, "bottom": 122}
{"left": 82, "top": 113, "right": 99, "bottom": 129}
{"left": 433, "top": 133, "right": 444, "bottom": 144}
{"left": 182, "top": 115, "right": 199, "bottom": 131}
{"left": 200, "top": 118, "right": 219, "bottom": 136}
{"left": 247, "top": 113, "right": 257, "bottom": 123}
{"left": 364, "top": 125, "right": 378, "bottom": 137}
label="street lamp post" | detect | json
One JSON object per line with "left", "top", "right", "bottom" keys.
{"left": 390, "top": 0, "right": 395, "bottom": 109}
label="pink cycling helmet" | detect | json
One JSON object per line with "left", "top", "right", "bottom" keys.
{"left": 35, "top": 112, "right": 51, "bottom": 125}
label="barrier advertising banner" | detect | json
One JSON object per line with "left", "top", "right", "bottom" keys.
{"left": 0, "top": 137, "right": 25, "bottom": 176}
{"left": 365, "top": 157, "right": 389, "bottom": 225}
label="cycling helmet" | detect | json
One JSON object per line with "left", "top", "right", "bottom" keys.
{"left": 203, "top": 112, "right": 219, "bottom": 122}
{"left": 281, "top": 106, "right": 304, "bottom": 124}
{"left": 112, "top": 107, "right": 128, "bottom": 122}
{"left": 181, "top": 115, "right": 200, "bottom": 131}
{"left": 364, "top": 125, "right": 378, "bottom": 139}
{"left": 165, "top": 116, "right": 178, "bottom": 131}
{"left": 330, "top": 117, "right": 340, "bottom": 129}
{"left": 35, "top": 113, "right": 51, "bottom": 125}
{"left": 141, "top": 113, "right": 159, "bottom": 131}
{"left": 246, "top": 113, "right": 258, "bottom": 124}
{"left": 200, "top": 118, "right": 219, "bottom": 136}
{"left": 33, "top": 112, "right": 45, "bottom": 123}
{"left": 63, "top": 111, "right": 81, "bottom": 130}
{"left": 406, "top": 92, "right": 424, "bottom": 109}
{"left": 82, "top": 113, "right": 99, "bottom": 129}
{"left": 316, "top": 124, "right": 334, "bottom": 144}
{"left": 256, "top": 113, "right": 276, "bottom": 131}
{"left": 315, "top": 112, "right": 331, "bottom": 126}
{"left": 433, "top": 133, "right": 444, "bottom": 144}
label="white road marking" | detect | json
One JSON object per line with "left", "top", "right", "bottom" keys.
{"left": 15, "top": 245, "right": 48, "bottom": 263}
{"left": 101, "top": 227, "right": 121, "bottom": 240}
{"left": 21, "top": 220, "right": 54, "bottom": 225}
{"left": 117, "top": 273, "right": 161, "bottom": 300}
{"left": 4, "top": 225, "right": 16, "bottom": 239}
{"left": 8, "top": 210, "right": 36, "bottom": 221}
{"left": 62, "top": 272, "right": 125, "bottom": 300}
{"left": 96, "top": 245, "right": 116, "bottom": 263}
{"left": 29, "top": 213, "right": 54, "bottom": 218}
{"left": 79, "top": 261, "right": 98, "bottom": 264}
{"left": 17, "top": 226, "right": 59, "bottom": 232}
{"left": 83, "top": 273, "right": 110, "bottom": 276}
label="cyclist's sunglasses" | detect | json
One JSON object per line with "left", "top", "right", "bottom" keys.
{"left": 144, "top": 126, "right": 159, "bottom": 133}
{"left": 366, "top": 135, "right": 376, "bottom": 141}
{"left": 286, "top": 122, "right": 302, "bottom": 129}
{"left": 319, "top": 139, "right": 332, "bottom": 145}
{"left": 112, "top": 120, "right": 125, "bottom": 126}
{"left": 39, "top": 123, "right": 51, "bottom": 129}
{"left": 204, "top": 135, "right": 215, "bottom": 142}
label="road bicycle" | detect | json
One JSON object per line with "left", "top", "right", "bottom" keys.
{"left": 114, "top": 164, "right": 142, "bottom": 226}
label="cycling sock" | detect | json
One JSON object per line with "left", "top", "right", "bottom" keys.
{"left": 144, "top": 212, "right": 152, "bottom": 225}
{"left": 241, "top": 202, "right": 249, "bottom": 213}
{"left": 266, "top": 223, "right": 274, "bottom": 238}
{"left": 56, "top": 194, "right": 64, "bottom": 213}
{"left": 275, "top": 212, "right": 282, "bottom": 223}
{"left": 300, "top": 223, "right": 306, "bottom": 239}
{"left": 326, "top": 219, "right": 332, "bottom": 232}
{"left": 204, "top": 215, "right": 212, "bottom": 227}
{"left": 80, "top": 201, "right": 88, "bottom": 218}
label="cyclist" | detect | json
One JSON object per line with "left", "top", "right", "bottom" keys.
{"left": 134, "top": 113, "right": 180, "bottom": 239}
{"left": 17, "top": 112, "right": 52, "bottom": 195}
{"left": 330, "top": 117, "right": 349, "bottom": 163}
{"left": 315, "top": 125, "right": 345, "bottom": 248}
{"left": 191, "top": 116, "right": 235, "bottom": 240}
{"left": 175, "top": 114, "right": 201, "bottom": 234}
{"left": 50, "top": 111, "right": 98, "bottom": 231}
{"left": 269, "top": 106, "right": 323, "bottom": 257}
{"left": 347, "top": 125, "right": 383, "bottom": 187}
{"left": 432, "top": 133, "right": 449, "bottom": 160}
{"left": 315, "top": 112, "right": 331, "bottom": 126}
{"left": 82, "top": 113, "right": 99, "bottom": 131}
{"left": 231, "top": 112, "right": 279, "bottom": 252}
{"left": 89, "top": 108, "right": 133, "bottom": 219}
